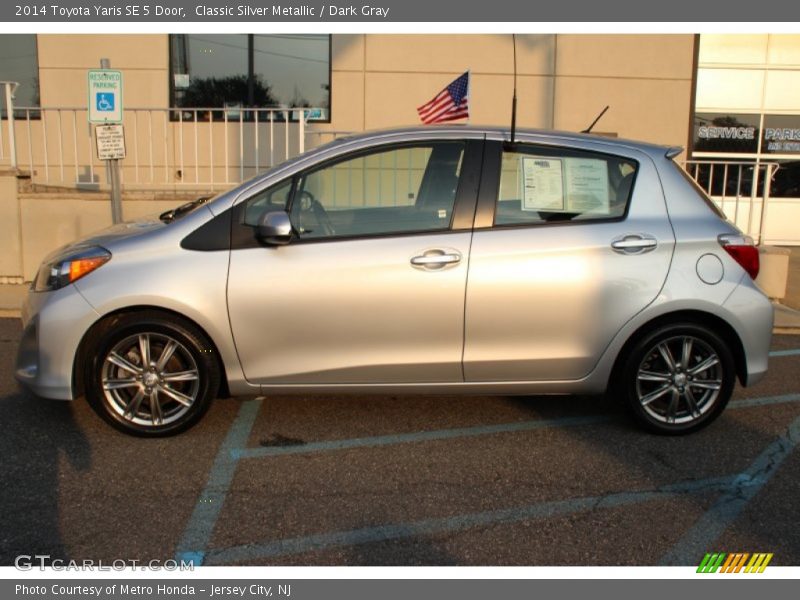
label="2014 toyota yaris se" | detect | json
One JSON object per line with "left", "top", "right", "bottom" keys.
{"left": 16, "top": 127, "right": 774, "bottom": 436}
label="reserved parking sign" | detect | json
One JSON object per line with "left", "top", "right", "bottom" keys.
{"left": 87, "top": 69, "right": 123, "bottom": 123}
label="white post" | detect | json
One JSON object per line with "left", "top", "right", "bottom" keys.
{"left": 747, "top": 158, "right": 761, "bottom": 239}
{"left": 0, "top": 85, "right": 4, "bottom": 160}
{"left": 4, "top": 82, "right": 18, "bottom": 168}
{"left": 758, "top": 163, "right": 774, "bottom": 246}
{"left": 298, "top": 109, "right": 305, "bottom": 155}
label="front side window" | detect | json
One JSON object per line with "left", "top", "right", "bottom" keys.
{"left": 242, "top": 142, "right": 465, "bottom": 241}
{"left": 495, "top": 145, "right": 637, "bottom": 226}
{"left": 170, "top": 34, "right": 330, "bottom": 119}
{"left": 289, "top": 142, "right": 464, "bottom": 240}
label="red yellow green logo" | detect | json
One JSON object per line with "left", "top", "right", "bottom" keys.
{"left": 697, "top": 553, "right": 773, "bottom": 573}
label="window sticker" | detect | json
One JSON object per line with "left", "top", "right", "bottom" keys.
{"left": 520, "top": 157, "right": 565, "bottom": 211}
{"left": 564, "top": 158, "right": 610, "bottom": 214}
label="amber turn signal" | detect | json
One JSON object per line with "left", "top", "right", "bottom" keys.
{"left": 68, "top": 256, "right": 111, "bottom": 283}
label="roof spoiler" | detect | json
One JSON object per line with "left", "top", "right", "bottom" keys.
{"left": 665, "top": 146, "right": 684, "bottom": 159}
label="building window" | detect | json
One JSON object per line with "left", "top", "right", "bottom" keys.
{"left": 693, "top": 113, "right": 761, "bottom": 155}
{"left": 693, "top": 36, "right": 800, "bottom": 198}
{"left": 169, "top": 34, "right": 330, "bottom": 121}
{"left": 0, "top": 34, "right": 39, "bottom": 118}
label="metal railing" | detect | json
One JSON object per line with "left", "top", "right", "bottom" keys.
{"left": 683, "top": 160, "right": 778, "bottom": 244}
{"left": 1, "top": 83, "right": 345, "bottom": 189}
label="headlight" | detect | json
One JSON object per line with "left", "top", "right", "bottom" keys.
{"left": 33, "top": 246, "right": 112, "bottom": 292}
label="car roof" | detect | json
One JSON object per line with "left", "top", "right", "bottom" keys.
{"left": 324, "top": 125, "right": 675, "bottom": 157}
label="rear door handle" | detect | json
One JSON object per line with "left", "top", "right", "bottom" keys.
{"left": 611, "top": 234, "right": 658, "bottom": 254}
{"left": 410, "top": 249, "right": 462, "bottom": 269}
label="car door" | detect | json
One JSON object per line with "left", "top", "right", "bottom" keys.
{"left": 463, "top": 139, "right": 675, "bottom": 382}
{"left": 227, "top": 139, "right": 483, "bottom": 385}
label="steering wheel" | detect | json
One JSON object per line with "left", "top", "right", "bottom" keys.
{"left": 294, "top": 190, "right": 335, "bottom": 237}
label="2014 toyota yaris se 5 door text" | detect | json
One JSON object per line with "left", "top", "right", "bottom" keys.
{"left": 15, "top": 127, "right": 774, "bottom": 436}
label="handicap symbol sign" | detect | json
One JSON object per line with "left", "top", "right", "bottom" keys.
{"left": 96, "top": 93, "right": 114, "bottom": 112}
{"left": 88, "top": 69, "right": 123, "bottom": 123}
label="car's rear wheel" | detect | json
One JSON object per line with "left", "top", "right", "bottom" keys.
{"left": 84, "top": 312, "right": 220, "bottom": 436}
{"left": 620, "top": 323, "right": 735, "bottom": 434}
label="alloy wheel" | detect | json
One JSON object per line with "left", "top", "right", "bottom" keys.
{"left": 635, "top": 335, "right": 723, "bottom": 425}
{"left": 100, "top": 332, "right": 201, "bottom": 427}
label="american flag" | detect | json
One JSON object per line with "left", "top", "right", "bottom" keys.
{"left": 417, "top": 72, "right": 470, "bottom": 125}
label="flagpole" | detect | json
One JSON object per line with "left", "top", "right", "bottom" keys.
{"left": 465, "top": 69, "right": 471, "bottom": 125}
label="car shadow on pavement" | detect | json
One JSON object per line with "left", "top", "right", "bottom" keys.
{"left": 498, "top": 391, "right": 800, "bottom": 565}
{"left": 0, "top": 384, "right": 92, "bottom": 565}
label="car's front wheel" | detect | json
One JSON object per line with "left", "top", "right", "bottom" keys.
{"left": 84, "top": 312, "right": 220, "bottom": 436}
{"left": 620, "top": 323, "right": 736, "bottom": 434}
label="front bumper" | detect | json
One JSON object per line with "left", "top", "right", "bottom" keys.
{"left": 15, "top": 284, "right": 100, "bottom": 400}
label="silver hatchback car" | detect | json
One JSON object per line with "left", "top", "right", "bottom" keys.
{"left": 16, "top": 127, "right": 773, "bottom": 436}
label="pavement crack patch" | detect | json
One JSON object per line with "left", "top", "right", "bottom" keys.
{"left": 645, "top": 449, "right": 678, "bottom": 472}
{"left": 259, "top": 433, "right": 306, "bottom": 448}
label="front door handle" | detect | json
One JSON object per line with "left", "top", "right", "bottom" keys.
{"left": 611, "top": 234, "right": 658, "bottom": 254}
{"left": 410, "top": 249, "right": 462, "bottom": 269}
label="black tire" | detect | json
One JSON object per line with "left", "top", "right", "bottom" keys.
{"left": 84, "top": 311, "right": 220, "bottom": 437}
{"left": 619, "top": 322, "right": 736, "bottom": 435}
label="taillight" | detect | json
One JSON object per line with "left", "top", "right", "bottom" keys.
{"left": 718, "top": 234, "right": 759, "bottom": 280}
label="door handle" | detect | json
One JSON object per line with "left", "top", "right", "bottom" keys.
{"left": 410, "top": 250, "right": 462, "bottom": 268}
{"left": 611, "top": 234, "right": 657, "bottom": 254}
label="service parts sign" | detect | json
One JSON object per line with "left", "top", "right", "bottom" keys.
{"left": 88, "top": 69, "right": 123, "bottom": 123}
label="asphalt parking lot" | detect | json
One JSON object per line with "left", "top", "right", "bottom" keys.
{"left": 1, "top": 316, "right": 799, "bottom": 567}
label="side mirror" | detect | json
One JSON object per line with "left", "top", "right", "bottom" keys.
{"left": 256, "top": 210, "right": 292, "bottom": 245}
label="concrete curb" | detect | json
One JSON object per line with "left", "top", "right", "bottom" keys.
{"left": 774, "top": 328, "right": 800, "bottom": 335}
{"left": 0, "top": 283, "right": 26, "bottom": 316}
{"left": 773, "top": 303, "right": 800, "bottom": 336}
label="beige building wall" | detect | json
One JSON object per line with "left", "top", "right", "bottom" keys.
{"left": 325, "top": 34, "right": 695, "bottom": 149}
{"left": 32, "top": 33, "right": 696, "bottom": 143}
{"left": 0, "top": 170, "right": 23, "bottom": 278}
{"left": 8, "top": 34, "right": 695, "bottom": 191}
{"left": 37, "top": 35, "right": 169, "bottom": 108}
{"left": 552, "top": 35, "right": 695, "bottom": 146}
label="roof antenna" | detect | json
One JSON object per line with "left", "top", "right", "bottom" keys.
{"left": 582, "top": 105, "right": 609, "bottom": 134}
{"left": 509, "top": 34, "right": 518, "bottom": 145}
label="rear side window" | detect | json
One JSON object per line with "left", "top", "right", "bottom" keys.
{"left": 495, "top": 145, "right": 638, "bottom": 226}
